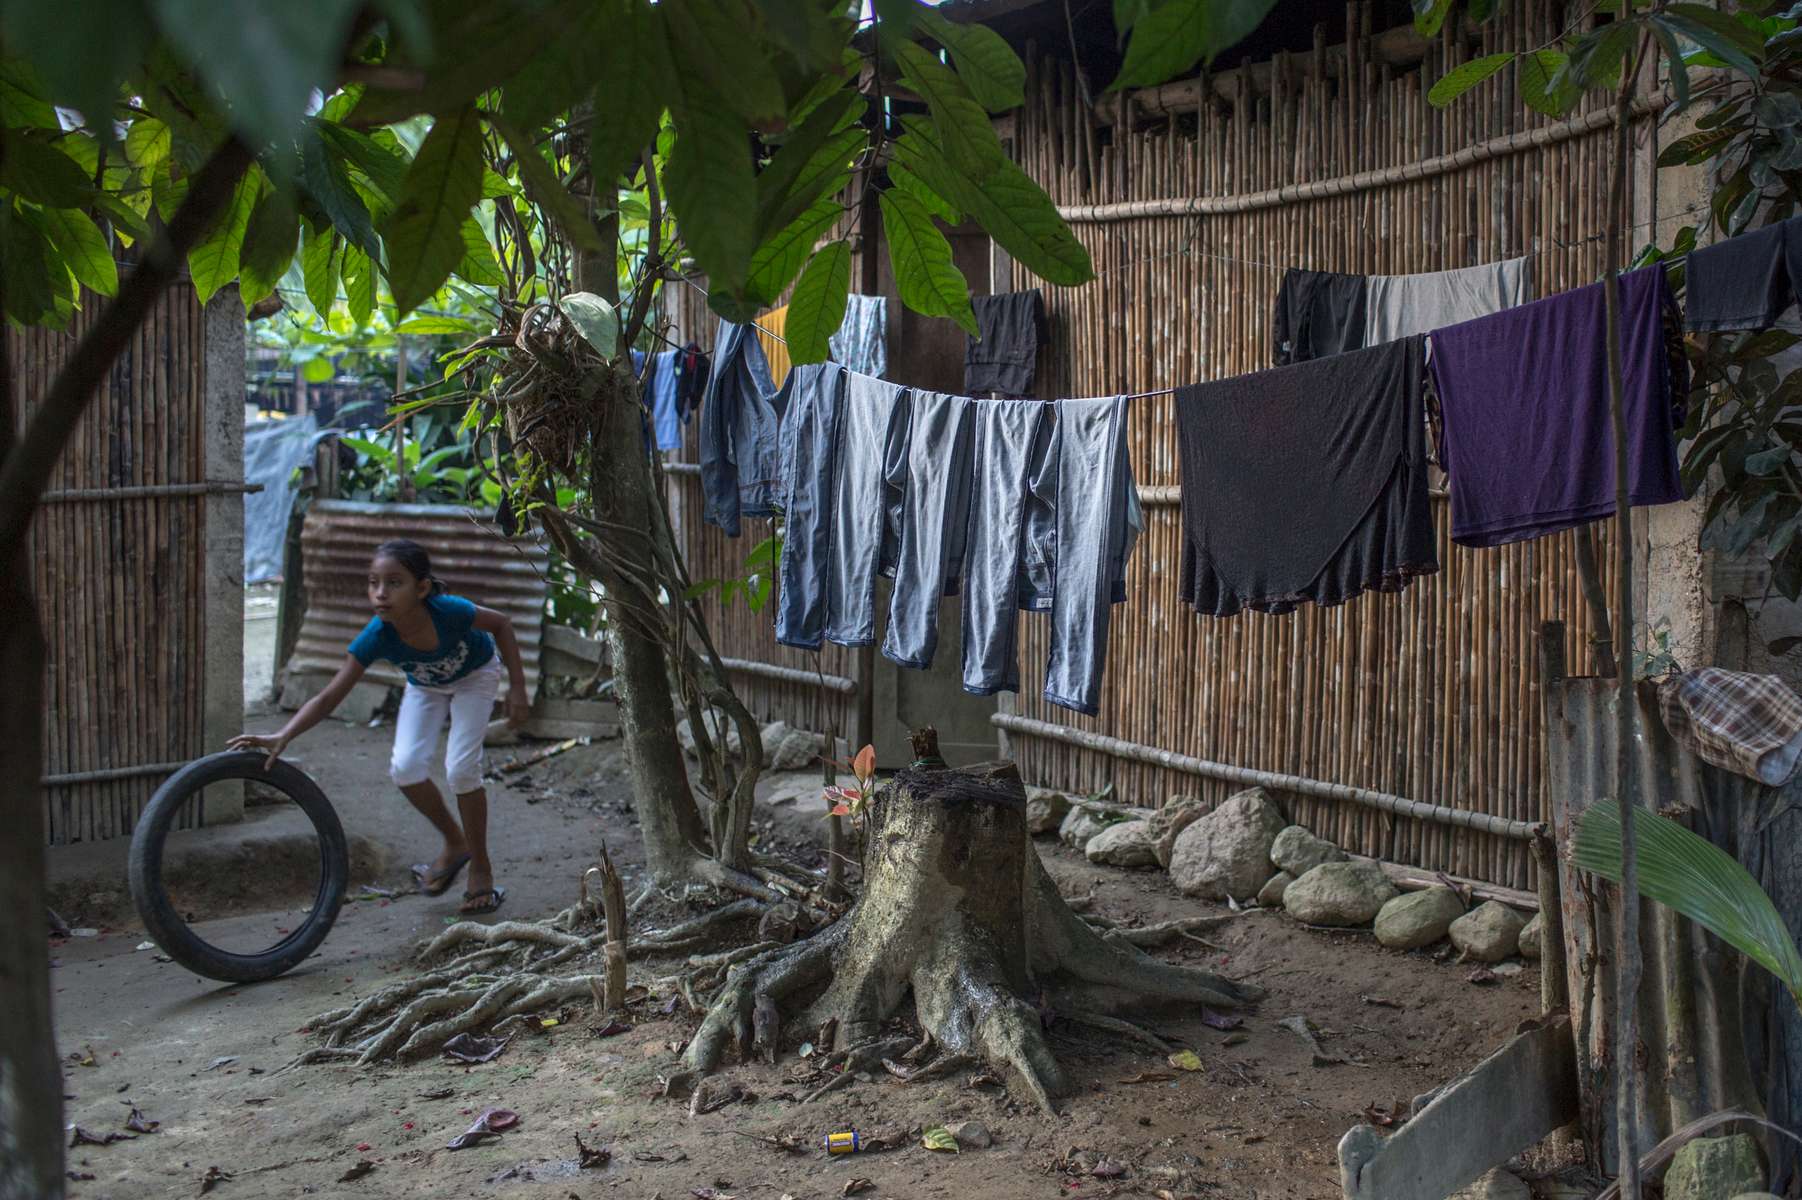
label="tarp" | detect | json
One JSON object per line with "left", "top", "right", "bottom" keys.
{"left": 243, "top": 414, "right": 326, "bottom": 583}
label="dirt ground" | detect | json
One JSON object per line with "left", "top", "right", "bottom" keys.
{"left": 49, "top": 720, "right": 1543, "bottom": 1200}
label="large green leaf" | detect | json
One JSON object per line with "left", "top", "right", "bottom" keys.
{"left": 348, "top": 1, "right": 563, "bottom": 125}
{"left": 1660, "top": 4, "right": 1766, "bottom": 76}
{"left": 3, "top": 206, "right": 61, "bottom": 323}
{"left": 0, "top": 131, "right": 91, "bottom": 206}
{"left": 488, "top": 115, "right": 607, "bottom": 254}
{"left": 752, "top": 88, "right": 863, "bottom": 240}
{"left": 501, "top": 3, "right": 610, "bottom": 132}
{"left": 152, "top": 0, "right": 362, "bottom": 149}
{"left": 382, "top": 105, "right": 485, "bottom": 315}
{"left": 786, "top": 240, "right": 852, "bottom": 365}
{"left": 301, "top": 125, "right": 380, "bottom": 257}
{"left": 1519, "top": 49, "right": 1577, "bottom": 118}
{"left": 889, "top": 160, "right": 962, "bottom": 224}
{"left": 187, "top": 170, "right": 259, "bottom": 304}
{"left": 1413, "top": 0, "right": 1453, "bottom": 37}
{"left": 892, "top": 116, "right": 1093, "bottom": 286}
{"left": 559, "top": 291, "right": 619, "bottom": 357}
{"left": 746, "top": 197, "right": 843, "bottom": 309}
{"left": 894, "top": 39, "right": 1006, "bottom": 182}
{"left": 666, "top": 79, "right": 758, "bottom": 292}
{"left": 1428, "top": 53, "right": 1513, "bottom": 109}
{"left": 456, "top": 217, "right": 506, "bottom": 287}
{"left": 0, "top": 61, "right": 60, "bottom": 130}
{"left": 124, "top": 118, "right": 172, "bottom": 170}
{"left": 301, "top": 224, "right": 341, "bottom": 316}
{"left": 317, "top": 121, "right": 410, "bottom": 207}
{"left": 753, "top": 0, "right": 846, "bottom": 71}
{"left": 36, "top": 205, "right": 117, "bottom": 298}
{"left": 663, "top": 0, "right": 787, "bottom": 128}
{"left": 1, "top": 2, "right": 148, "bottom": 137}
{"left": 341, "top": 243, "right": 376, "bottom": 328}
{"left": 1110, "top": 0, "right": 1280, "bottom": 90}
{"left": 589, "top": 0, "right": 672, "bottom": 193}
{"left": 918, "top": 9, "right": 1026, "bottom": 114}
{"left": 238, "top": 186, "right": 299, "bottom": 307}
{"left": 879, "top": 187, "right": 975, "bottom": 335}
{"left": 1574, "top": 799, "right": 1802, "bottom": 1008}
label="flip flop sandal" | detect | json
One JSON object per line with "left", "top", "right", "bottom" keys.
{"left": 459, "top": 887, "right": 506, "bottom": 916}
{"left": 411, "top": 853, "right": 471, "bottom": 897}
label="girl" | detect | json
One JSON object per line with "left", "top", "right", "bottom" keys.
{"left": 230, "top": 539, "right": 529, "bottom": 915}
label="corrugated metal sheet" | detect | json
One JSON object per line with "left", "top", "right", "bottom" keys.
{"left": 1544, "top": 671, "right": 1763, "bottom": 1171}
{"left": 288, "top": 500, "right": 550, "bottom": 693}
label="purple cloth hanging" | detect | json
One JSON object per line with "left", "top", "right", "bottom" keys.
{"left": 1428, "top": 264, "right": 1687, "bottom": 548}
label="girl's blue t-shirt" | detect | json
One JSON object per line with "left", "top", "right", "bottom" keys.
{"left": 347, "top": 593, "right": 495, "bottom": 687}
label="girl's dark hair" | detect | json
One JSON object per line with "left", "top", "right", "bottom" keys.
{"left": 373, "top": 539, "right": 446, "bottom": 595}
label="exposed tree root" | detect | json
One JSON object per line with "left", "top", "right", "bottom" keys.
{"left": 679, "top": 755, "right": 1264, "bottom": 1115}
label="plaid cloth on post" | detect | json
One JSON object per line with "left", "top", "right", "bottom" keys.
{"left": 1657, "top": 667, "right": 1802, "bottom": 786}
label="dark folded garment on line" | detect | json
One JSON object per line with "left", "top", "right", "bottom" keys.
{"left": 1272, "top": 268, "right": 1367, "bottom": 364}
{"left": 1429, "top": 264, "right": 1687, "bottom": 548}
{"left": 966, "top": 289, "right": 1049, "bottom": 396}
{"left": 1175, "top": 334, "right": 1438, "bottom": 617}
{"left": 1684, "top": 217, "right": 1802, "bottom": 333}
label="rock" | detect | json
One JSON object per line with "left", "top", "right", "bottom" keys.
{"left": 1167, "top": 787, "right": 1287, "bottom": 900}
{"left": 946, "top": 1120, "right": 992, "bottom": 1150}
{"left": 1257, "top": 870, "right": 1295, "bottom": 907}
{"left": 760, "top": 721, "right": 826, "bottom": 771}
{"left": 1059, "top": 805, "right": 1150, "bottom": 850}
{"left": 1026, "top": 787, "right": 1072, "bottom": 835}
{"left": 1450, "top": 1168, "right": 1531, "bottom": 1200}
{"left": 1269, "top": 825, "right": 1347, "bottom": 876}
{"left": 1085, "top": 819, "right": 1160, "bottom": 868}
{"left": 1449, "top": 901, "right": 1528, "bottom": 963}
{"left": 1517, "top": 912, "right": 1543, "bottom": 959}
{"left": 676, "top": 712, "right": 741, "bottom": 758}
{"left": 1374, "top": 887, "right": 1466, "bottom": 950}
{"left": 1145, "top": 795, "right": 1208, "bottom": 868}
{"left": 1728, "top": 1194, "right": 1784, "bottom": 1200}
{"left": 1282, "top": 861, "right": 1398, "bottom": 926}
{"left": 1664, "top": 1135, "right": 1766, "bottom": 1200}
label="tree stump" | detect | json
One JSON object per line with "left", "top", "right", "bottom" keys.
{"left": 682, "top": 742, "right": 1261, "bottom": 1111}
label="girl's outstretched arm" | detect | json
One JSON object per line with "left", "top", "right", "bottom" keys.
{"left": 228, "top": 654, "right": 368, "bottom": 769}
{"left": 473, "top": 606, "right": 529, "bottom": 727}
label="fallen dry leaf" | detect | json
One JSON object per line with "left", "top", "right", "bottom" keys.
{"left": 1199, "top": 1009, "right": 1242, "bottom": 1031}
{"left": 1244, "top": 1133, "right": 1267, "bottom": 1144}
{"left": 68, "top": 1126, "right": 133, "bottom": 1147}
{"left": 1091, "top": 1158, "right": 1129, "bottom": 1179}
{"left": 1361, "top": 995, "right": 1403, "bottom": 1009}
{"left": 574, "top": 1131, "right": 611, "bottom": 1169}
{"left": 1119, "top": 1071, "right": 1176, "bottom": 1085}
{"left": 337, "top": 1161, "right": 376, "bottom": 1183}
{"left": 124, "top": 1107, "right": 160, "bottom": 1134}
{"left": 198, "top": 1165, "right": 232, "bottom": 1194}
{"left": 843, "top": 1179, "right": 874, "bottom": 1197}
{"left": 1466, "top": 967, "right": 1499, "bottom": 986}
{"left": 593, "top": 1020, "right": 633, "bottom": 1038}
{"left": 445, "top": 1107, "right": 519, "bottom": 1150}
{"left": 1167, "top": 1050, "right": 1203, "bottom": 1072}
{"left": 415, "top": 1088, "right": 454, "bottom": 1101}
{"left": 922, "top": 1125, "right": 959, "bottom": 1153}
{"left": 441, "top": 1033, "right": 509, "bottom": 1064}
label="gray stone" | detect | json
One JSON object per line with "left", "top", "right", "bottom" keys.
{"left": 1146, "top": 795, "right": 1208, "bottom": 868}
{"left": 1257, "top": 870, "right": 1296, "bottom": 908}
{"left": 1026, "top": 787, "right": 1072, "bottom": 835}
{"left": 1449, "top": 1168, "right": 1530, "bottom": 1200}
{"left": 946, "top": 1119, "right": 992, "bottom": 1150}
{"left": 1664, "top": 1135, "right": 1765, "bottom": 1200}
{"left": 676, "top": 711, "right": 742, "bottom": 758}
{"left": 1283, "top": 861, "right": 1398, "bottom": 926}
{"left": 1728, "top": 1194, "right": 1783, "bottom": 1200}
{"left": 1085, "top": 819, "right": 1160, "bottom": 868}
{"left": 1167, "top": 787, "right": 1287, "bottom": 900}
{"left": 1060, "top": 805, "right": 1152, "bottom": 850}
{"left": 1375, "top": 888, "right": 1466, "bottom": 950}
{"left": 1449, "top": 902, "right": 1528, "bottom": 963}
{"left": 760, "top": 721, "right": 826, "bottom": 771}
{"left": 1516, "top": 913, "right": 1543, "bottom": 960}
{"left": 1270, "top": 824, "right": 1348, "bottom": 876}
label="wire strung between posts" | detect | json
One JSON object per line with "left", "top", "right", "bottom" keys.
{"left": 674, "top": 274, "right": 790, "bottom": 346}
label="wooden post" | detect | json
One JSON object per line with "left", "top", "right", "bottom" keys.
{"left": 1536, "top": 622, "right": 1571, "bottom": 1020}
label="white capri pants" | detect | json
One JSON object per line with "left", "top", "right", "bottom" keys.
{"left": 389, "top": 658, "right": 503, "bottom": 795}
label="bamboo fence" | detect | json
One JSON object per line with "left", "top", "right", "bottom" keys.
{"left": 13, "top": 280, "right": 213, "bottom": 844}
{"left": 665, "top": 1, "right": 1657, "bottom": 890}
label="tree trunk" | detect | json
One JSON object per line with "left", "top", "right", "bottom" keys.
{"left": 0, "top": 577, "right": 61, "bottom": 1200}
{"left": 682, "top": 745, "right": 1262, "bottom": 1112}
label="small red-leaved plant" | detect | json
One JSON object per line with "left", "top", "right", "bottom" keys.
{"left": 824, "top": 744, "right": 877, "bottom": 821}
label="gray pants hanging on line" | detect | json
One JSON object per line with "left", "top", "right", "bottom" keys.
{"left": 880, "top": 389, "right": 974, "bottom": 669}
{"left": 773, "top": 363, "right": 849, "bottom": 650}
{"left": 821, "top": 375, "right": 911, "bottom": 647}
{"left": 961, "top": 397, "right": 1055, "bottom": 697}
{"left": 1042, "top": 396, "right": 1141, "bottom": 717}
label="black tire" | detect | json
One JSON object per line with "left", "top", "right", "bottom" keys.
{"left": 128, "top": 751, "right": 349, "bottom": 983}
